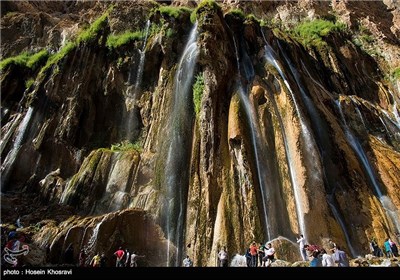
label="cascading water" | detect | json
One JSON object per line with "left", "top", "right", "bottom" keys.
{"left": 230, "top": 32, "right": 273, "bottom": 240}
{"left": 134, "top": 19, "right": 151, "bottom": 98}
{"left": 278, "top": 45, "right": 357, "bottom": 256}
{"left": 0, "top": 113, "right": 23, "bottom": 155}
{"left": 125, "top": 20, "right": 151, "bottom": 141}
{"left": 162, "top": 23, "right": 199, "bottom": 266}
{"left": 1, "top": 107, "right": 34, "bottom": 191}
{"left": 262, "top": 38, "right": 309, "bottom": 240}
{"left": 336, "top": 100, "right": 400, "bottom": 233}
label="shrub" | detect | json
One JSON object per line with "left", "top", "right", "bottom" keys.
{"left": 294, "top": 19, "right": 347, "bottom": 48}
{"left": 111, "top": 140, "right": 142, "bottom": 152}
{"left": 193, "top": 73, "right": 205, "bottom": 118}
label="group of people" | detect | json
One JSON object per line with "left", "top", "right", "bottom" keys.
{"left": 370, "top": 237, "right": 398, "bottom": 258}
{"left": 297, "top": 235, "right": 349, "bottom": 267}
{"left": 65, "top": 245, "right": 145, "bottom": 267}
{"left": 112, "top": 247, "right": 145, "bottom": 267}
{"left": 244, "top": 241, "right": 275, "bottom": 267}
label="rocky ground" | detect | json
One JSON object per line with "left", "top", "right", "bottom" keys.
{"left": 1, "top": 192, "right": 399, "bottom": 267}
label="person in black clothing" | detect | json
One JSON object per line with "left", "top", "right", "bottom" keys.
{"left": 100, "top": 253, "right": 108, "bottom": 267}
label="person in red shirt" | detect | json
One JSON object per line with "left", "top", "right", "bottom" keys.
{"left": 114, "top": 247, "right": 125, "bottom": 267}
{"left": 249, "top": 241, "right": 259, "bottom": 267}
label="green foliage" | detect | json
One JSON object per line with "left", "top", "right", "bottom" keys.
{"left": 0, "top": 52, "right": 30, "bottom": 70}
{"left": 227, "top": 8, "right": 245, "bottom": 19}
{"left": 393, "top": 67, "right": 400, "bottom": 80}
{"left": 166, "top": 28, "right": 174, "bottom": 38}
{"left": 158, "top": 6, "right": 192, "bottom": 19}
{"left": 106, "top": 30, "right": 144, "bottom": 50}
{"left": 190, "top": 0, "right": 220, "bottom": 23}
{"left": 111, "top": 140, "right": 142, "bottom": 152}
{"left": 193, "top": 73, "right": 205, "bottom": 118}
{"left": 77, "top": 12, "right": 109, "bottom": 44}
{"left": 40, "top": 42, "right": 76, "bottom": 75}
{"left": 0, "top": 49, "right": 49, "bottom": 71}
{"left": 293, "top": 19, "right": 347, "bottom": 48}
{"left": 245, "top": 14, "right": 260, "bottom": 24}
{"left": 150, "top": 22, "right": 163, "bottom": 37}
{"left": 25, "top": 78, "right": 34, "bottom": 89}
{"left": 26, "top": 49, "right": 49, "bottom": 69}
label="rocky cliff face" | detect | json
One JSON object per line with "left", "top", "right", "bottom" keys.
{"left": 1, "top": 0, "right": 400, "bottom": 266}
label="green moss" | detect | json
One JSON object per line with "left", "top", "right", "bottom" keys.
{"left": 293, "top": 19, "right": 347, "bottom": 49}
{"left": 25, "top": 78, "right": 34, "bottom": 89}
{"left": 245, "top": 14, "right": 261, "bottom": 24}
{"left": 166, "top": 28, "right": 174, "bottom": 38}
{"left": 157, "top": 6, "right": 192, "bottom": 19}
{"left": 106, "top": 30, "right": 144, "bottom": 50}
{"left": 0, "top": 52, "right": 30, "bottom": 70}
{"left": 111, "top": 140, "right": 142, "bottom": 152}
{"left": 190, "top": 0, "right": 221, "bottom": 23}
{"left": 392, "top": 67, "right": 400, "bottom": 80}
{"left": 26, "top": 49, "right": 49, "bottom": 69}
{"left": 193, "top": 73, "right": 204, "bottom": 118}
{"left": 40, "top": 42, "right": 76, "bottom": 75}
{"left": 77, "top": 12, "right": 109, "bottom": 44}
{"left": 0, "top": 49, "right": 49, "bottom": 71}
{"left": 227, "top": 8, "right": 245, "bottom": 20}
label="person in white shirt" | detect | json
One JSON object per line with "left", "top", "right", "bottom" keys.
{"left": 296, "top": 234, "right": 307, "bottom": 261}
{"left": 218, "top": 246, "right": 228, "bottom": 267}
{"left": 321, "top": 249, "right": 335, "bottom": 267}
{"left": 263, "top": 243, "right": 275, "bottom": 267}
{"left": 182, "top": 255, "right": 193, "bottom": 267}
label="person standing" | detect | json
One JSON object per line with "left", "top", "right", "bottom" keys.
{"left": 217, "top": 246, "right": 228, "bottom": 267}
{"left": 124, "top": 249, "right": 130, "bottom": 267}
{"left": 296, "top": 234, "right": 307, "bottom": 261}
{"left": 130, "top": 251, "right": 145, "bottom": 267}
{"left": 114, "top": 247, "right": 125, "bottom": 267}
{"left": 321, "top": 249, "right": 335, "bottom": 267}
{"left": 100, "top": 253, "right": 108, "bottom": 267}
{"left": 333, "top": 246, "right": 349, "bottom": 267}
{"left": 249, "top": 241, "right": 259, "bottom": 267}
{"left": 389, "top": 239, "right": 398, "bottom": 257}
{"left": 384, "top": 238, "right": 393, "bottom": 258}
{"left": 258, "top": 243, "right": 266, "bottom": 266}
{"left": 90, "top": 252, "right": 101, "bottom": 267}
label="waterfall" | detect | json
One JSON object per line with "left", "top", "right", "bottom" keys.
{"left": 0, "top": 113, "right": 23, "bottom": 155}
{"left": 262, "top": 42, "right": 309, "bottom": 240}
{"left": 1, "top": 107, "right": 34, "bottom": 191}
{"left": 355, "top": 106, "right": 368, "bottom": 131}
{"left": 125, "top": 20, "right": 151, "bottom": 141}
{"left": 277, "top": 45, "right": 357, "bottom": 256}
{"left": 336, "top": 100, "right": 400, "bottom": 233}
{"left": 163, "top": 23, "right": 199, "bottom": 266}
{"left": 230, "top": 31, "right": 273, "bottom": 240}
{"left": 134, "top": 19, "right": 151, "bottom": 98}
{"left": 230, "top": 254, "right": 247, "bottom": 267}
{"left": 84, "top": 218, "right": 105, "bottom": 255}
